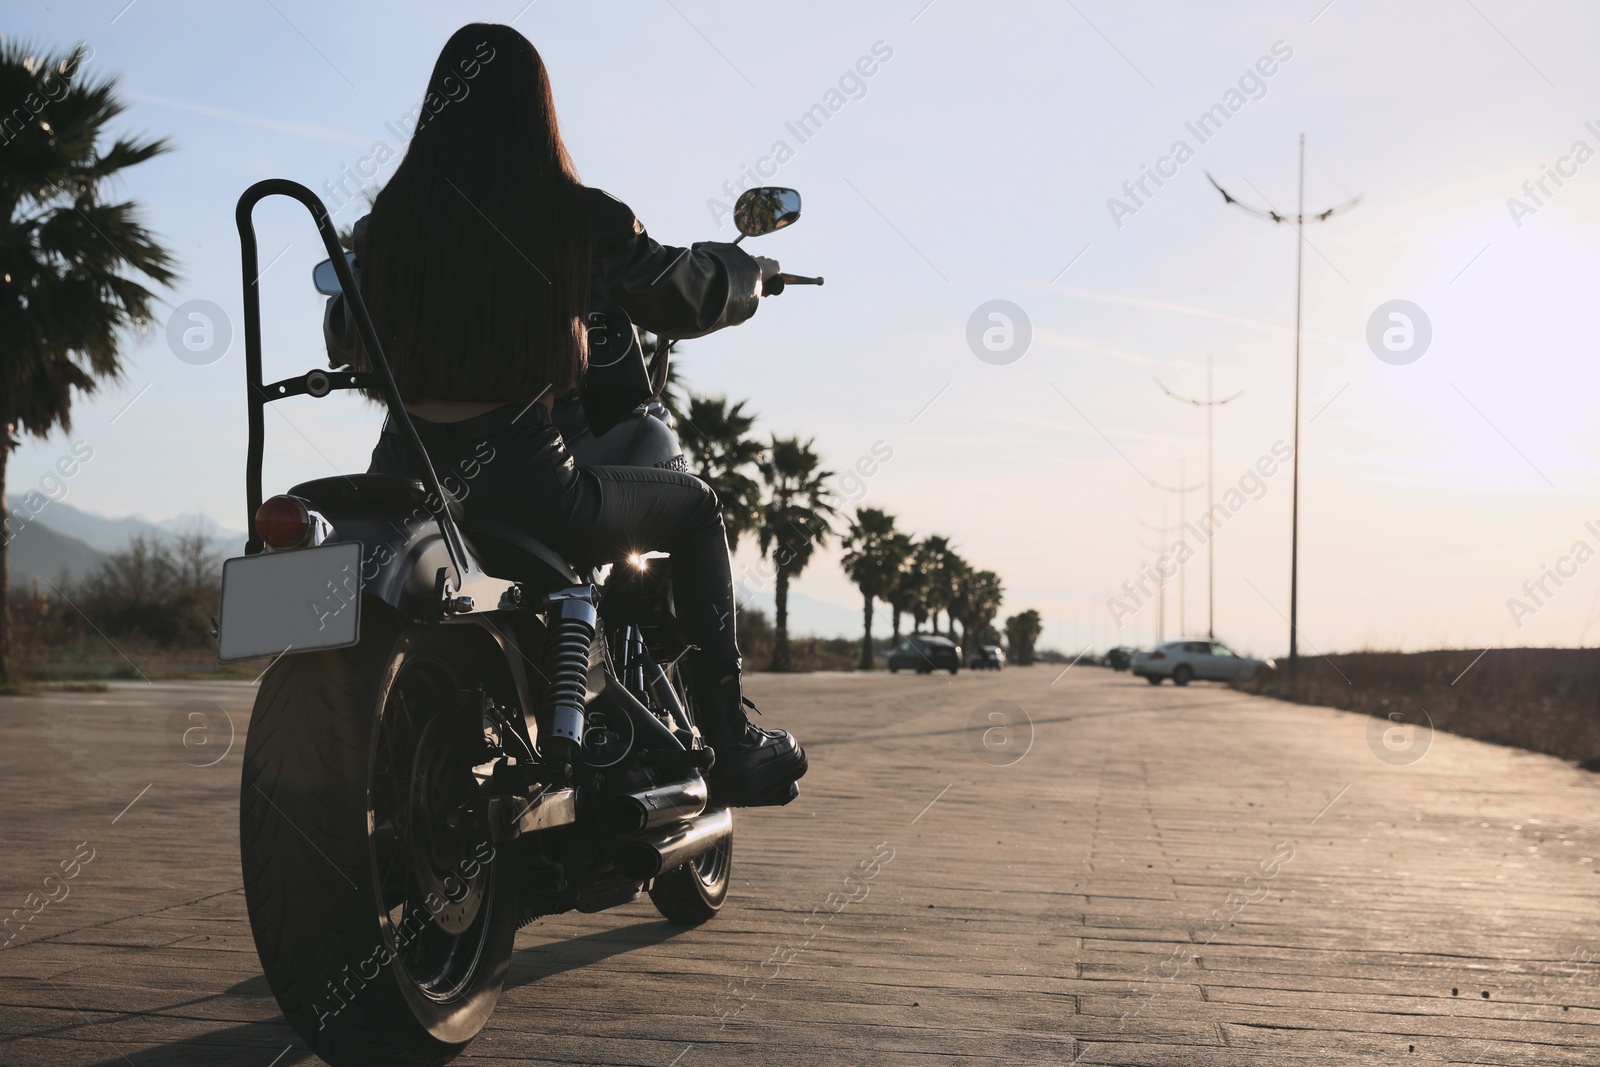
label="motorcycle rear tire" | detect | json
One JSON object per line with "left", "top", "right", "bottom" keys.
{"left": 240, "top": 609, "right": 519, "bottom": 1067}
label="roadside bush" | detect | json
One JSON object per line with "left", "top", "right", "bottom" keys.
{"left": 75, "top": 532, "right": 220, "bottom": 646}
{"left": 737, "top": 604, "right": 858, "bottom": 672}
{"left": 9, "top": 530, "right": 223, "bottom": 679}
{"left": 16, "top": 543, "right": 868, "bottom": 679}
{"left": 1234, "top": 649, "right": 1600, "bottom": 767}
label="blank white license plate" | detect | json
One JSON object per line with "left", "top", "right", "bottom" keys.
{"left": 217, "top": 542, "right": 363, "bottom": 662}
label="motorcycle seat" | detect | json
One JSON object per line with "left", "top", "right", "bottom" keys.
{"left": 459, "top": 517, "right": 581, "bottom": 590}
{"left": 290, "top": 475, "right": 579, "bottom": 592}
{"left": 289, "top": 473, "right": 463, "bottom": 519}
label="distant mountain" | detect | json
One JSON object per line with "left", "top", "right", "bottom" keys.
{"left": 2, "top": 499, "right": 245, "bottom": 590}
{"left": 5, "top": 499, "right": 245, "bottom": 556}
{"left": 7, "top": 520, "right": 106, "bottom": 588}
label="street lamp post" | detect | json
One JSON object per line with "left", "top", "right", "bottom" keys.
{"left": 1149, "top": 460, "right": 1204, "bottom": 637}
{"left": 1157, "top": 355, "right": 1242, "bottom": 641}
{"left": 1140, "top": 508, "right": 1187, "bottom": 644}
{"left": 1206, "top": 136, "right": 1358, "bottom": 678}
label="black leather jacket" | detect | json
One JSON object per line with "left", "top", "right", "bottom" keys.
{"left": 323, "top": 187, "right": 761, "bottom": 431}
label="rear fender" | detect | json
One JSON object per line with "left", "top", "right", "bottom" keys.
{"left": 328, "top": 512, "right": 457, "bottom": 619}
{"left": 460, "top": 611, "right": 544, "bottom": 754}
{"left": 355, "top": 582, "right": 545, "bottom": 755}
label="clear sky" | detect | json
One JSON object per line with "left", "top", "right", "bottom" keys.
{"left": 10, "top": 0, "right": 1600, "bottom": 658}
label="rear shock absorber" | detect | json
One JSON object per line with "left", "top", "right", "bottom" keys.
{"left": 541, "top": 587, "right": 597, "bottom": 778}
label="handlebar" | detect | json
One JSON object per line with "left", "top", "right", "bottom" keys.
{"left": 762, "top": 272, "right": 824, "bottom": 296}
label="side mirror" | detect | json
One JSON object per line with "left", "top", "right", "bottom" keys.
{"left": 733, "top": 187, "right": 801, "bottom": 239}
{"left": 312, "top": 251, "right": 357, "bottom": 296}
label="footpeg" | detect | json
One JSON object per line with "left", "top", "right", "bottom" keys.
{"left": 712, "top": 777, "right": 800, "bottom": 809}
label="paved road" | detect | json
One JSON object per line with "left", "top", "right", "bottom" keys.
{"left": 1, "top": 666, "right": 1598, "bottom": 1065}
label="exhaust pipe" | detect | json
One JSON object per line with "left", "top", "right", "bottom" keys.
{"left": 616, "top": 807, "right": 733, "bottom": 880}
{"left": 603, "top": 775, "right": 709, "bottom": 836}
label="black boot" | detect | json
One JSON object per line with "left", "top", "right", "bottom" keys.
{"left": 696, "top": 673, "right": 807, "bottom": 808}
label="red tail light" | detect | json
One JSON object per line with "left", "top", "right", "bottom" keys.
{"left": 1149, "top": 651, "right": 1166, "bottom": 660}
{"left": 256, "top": 495, "right": 311, "bottom": 549}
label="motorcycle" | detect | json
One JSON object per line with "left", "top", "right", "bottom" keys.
{"left": 221, "top": 180, "right": 819, "bottom": 1066}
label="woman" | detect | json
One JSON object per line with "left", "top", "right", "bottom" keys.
{"left": 324, "top": 23, "right": 805, "bottom": 808}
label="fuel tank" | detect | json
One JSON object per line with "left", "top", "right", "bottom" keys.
{"left": 558, "top": 398, "right": 687, "bottom": 471}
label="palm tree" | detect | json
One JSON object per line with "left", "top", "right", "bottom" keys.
{"left": 0, "top": 41, "right": 176, "bottom": 683}
{"left": 953, "top": 569, "right": 1004, "bottom": 658}
{"left": 680, "top": 393, "right": 763, "bottom": 549}
{"left": 906, "top": 554, "right": 937, "bottom": 634}
{"left": 944, "top": 554, "right": 973, "bottom": 650}
{"left": 883, "top": 532, "right": 915, "bottom": 642}
{"left": 1005, "top": 609, "right": 1044, "bottom": 666}
{"left": 901, "top": 558, "right": 930, "bottom": 634}
{"left": 840, "top": 507, "right": 904, "bottom": 670}
{"left": 912, "top": 536, "right": 956, "bottom": 635}
{"left": 756, "top": 435, "right": 834, "bottom": 671}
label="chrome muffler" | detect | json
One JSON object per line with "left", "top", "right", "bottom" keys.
{"left": 615, "top": 807, "right": 733, "bottom": 880}
{"left": 603, "top": 774, "right": 709, "bottom": 836}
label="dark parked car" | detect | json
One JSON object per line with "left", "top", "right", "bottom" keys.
{"left": 969, "top": 644, "right": 1005, "bottom": 670}
{"left": 1107, "top": 647, "right": 1134, "bottom": 671}
{"left": 888, "top": 635, "right": 961, "bottom": 674}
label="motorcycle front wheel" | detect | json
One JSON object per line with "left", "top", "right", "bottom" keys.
{"left": 240, "top": 609, "right": 519, "bottom": 1067}
{"left": 648, "top": 823, "right": 732, "bottom": 925}
{"left": 647, "top": 676, "right": 732, "bottom": 925}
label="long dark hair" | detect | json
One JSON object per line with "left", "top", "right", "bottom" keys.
{"left": 357, "top": 24, "right": 588, "bottom": 402}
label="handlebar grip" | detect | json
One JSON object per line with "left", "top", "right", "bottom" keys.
{"left": 762, "top": 273, "right": 823, "bottom": 296}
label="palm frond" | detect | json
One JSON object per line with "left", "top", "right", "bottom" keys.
{"left": 0, "top": 39, "right": 176, "bottom": 448}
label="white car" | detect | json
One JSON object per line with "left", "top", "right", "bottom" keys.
{"left": 1130, "top": 640, "right": 1274, "bottom": 686}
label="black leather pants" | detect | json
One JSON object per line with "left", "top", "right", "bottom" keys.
{"left": 367, "top": 403, "right": 739, "bottom": 679}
